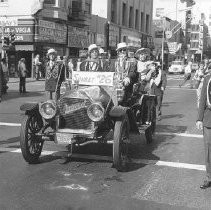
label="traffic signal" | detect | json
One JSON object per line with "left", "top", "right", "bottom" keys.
{"left": 9, "top": 32, "right": 16, "bottom": 45}
{"left": 3, "top": 36, "right": 9, "bottom": 46}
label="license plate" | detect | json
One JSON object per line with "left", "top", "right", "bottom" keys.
{"left": 55, "top": 133, "right": 74, "bottom": 144}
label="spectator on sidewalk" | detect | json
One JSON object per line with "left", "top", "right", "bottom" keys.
{"left": 34, "top": 54, "right": 42, "bottom": 80}
{"left": 18, "top": 58, "right": 28, "bottom": 94}
{"left": 1, "top": 58, "right": 9, "bottom": 94}
{"left": 179, "top": 61, "right": 192, "bottom": 87}
{"left": 68, "top": 58, "right": 74, "bottom": 79}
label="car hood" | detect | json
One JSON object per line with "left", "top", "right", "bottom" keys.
{"left": 61, "top": 86, "right": 112, "bottom": 107}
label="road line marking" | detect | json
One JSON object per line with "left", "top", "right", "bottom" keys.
{"left": 2, "top": 147, "right": 206, "bottom": 171}
{"left": 155, "top": 132, "right": 203, "bottom": 138}
{"left": 168, "top": 88, "right": 194, "bottom": 90}
{"left": 0, "top": 122, "right": 21, "bottom": 127}
{"left": 0, "top": 121, "right": 203, "bottom": 138}
{"left": 155, "top": 160, "right": 205, "bottom": 171}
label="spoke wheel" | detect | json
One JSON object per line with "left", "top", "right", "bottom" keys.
{"left": 20, "top": 115, "right": 43, "bottom": 164}
{"left": 113, "top": 116, "right": 129, "bottom": 171}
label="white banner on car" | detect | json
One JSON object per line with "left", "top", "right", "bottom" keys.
{"left": 72, "top": 71, "right": 114, "bottom": 87}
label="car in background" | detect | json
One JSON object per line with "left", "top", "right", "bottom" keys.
{"left": 191, "top": 62, "right": 199, "bottom": 72}
{"left": 168, "top": 61, "right": 185, "bottom": 74}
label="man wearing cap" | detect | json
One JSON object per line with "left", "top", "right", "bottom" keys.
{"left": 45, "top": 48, "right": 65, "bottom": 100}
{"left": 80, "top": 44, "right": 109, "bottom": 72}
{"left": 115, "top": 42, "right": 138, "bottom": 103}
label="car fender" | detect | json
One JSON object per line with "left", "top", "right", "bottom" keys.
{"left": 109, "top": 105, "right": 129, "bottom": 118}
{"left": 20, "top": 102, "right": 39, "bottom": 115}
{"left": 109, "top": 106, "right": 139, "bottom": 132}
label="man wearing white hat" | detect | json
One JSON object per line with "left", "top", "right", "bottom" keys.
{"left": 80, "top": 44, "right": 109, "bottom": 72}
{"left": 115, "top": 42, "right": 138, "bottom": 103}
{"left": 45, "top": 48, "right": 65, "bottom": 100}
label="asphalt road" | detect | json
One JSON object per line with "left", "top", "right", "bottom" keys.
{"left": 0, "top": 75, "right": 209, "bottom": 210}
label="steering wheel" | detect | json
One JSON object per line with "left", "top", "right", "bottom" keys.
{"left": 80, "top": 59, "right": 100, "bottom": 72}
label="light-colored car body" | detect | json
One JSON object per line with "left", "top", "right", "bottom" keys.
{"left": 168, "top": 61, "right": 185, "bottom": 74}
{"left": 191, "top": 62, "right": 199, "bottom": 72}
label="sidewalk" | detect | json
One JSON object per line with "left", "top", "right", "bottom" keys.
{"left": 8, "top": 78, "right": 45, "bottom": 83}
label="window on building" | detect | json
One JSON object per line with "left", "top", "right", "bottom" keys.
{"left": 85, "top": 2, "right": 91, "bottom": 14}
{"left": 122, "top": 3, "right": 127, "bottom": 26}
{"left": 140, "top": 12, "right": 144, "bottom": 32}
{"left": 44, "top": 0, "right": 55, "bottom": 5}
{"left": 129, "top": 6, "right": 134, "bottom": 28}
{"left": 209, "top": 22, "right": 211, "bottom": 26}
{"left": 135, "top": 9, "right": 139, "bottom": 30}
{"left": 209, "top": 14, "right": 211, "bottom": 19}
{"left": 146, "top": 14, "right": 150, "bottom": 34}
{"left": 111, "top": 0, "right": 117, "bottom": 23}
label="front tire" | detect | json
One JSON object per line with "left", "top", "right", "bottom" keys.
{"left": 113, "top": 116, "right": 129, "bottom": 171}
{"left": 20, "top": 115, "right": 43, "bottom": 164}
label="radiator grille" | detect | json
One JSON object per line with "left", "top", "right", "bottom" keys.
{"left": 58, "top": 97, "right": 93, "bottom": 130}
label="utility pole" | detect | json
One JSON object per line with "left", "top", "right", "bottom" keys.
{"left": 1, "top": 24, "right": 5, "bottom": 59}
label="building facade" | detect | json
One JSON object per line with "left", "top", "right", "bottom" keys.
{"left": 190, "top": 19, "right": 209, "bottom": 61}
{"left": 0, "top": 0, "right": 154, "bottom": 77}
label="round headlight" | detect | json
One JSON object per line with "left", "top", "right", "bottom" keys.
{"left": 87, "top": 103, "right": 104, "bottom": 122}
{"left": 39, "top": 100, "right": 57, "bottom": 119}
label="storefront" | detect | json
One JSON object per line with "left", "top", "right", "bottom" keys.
{"left": 1, "top": 19, "right": 35, "bottom": 77}
{"left": 34, "top": 20, "right": 67, "bottom": 55}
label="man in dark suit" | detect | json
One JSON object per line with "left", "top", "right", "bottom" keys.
{"left": 197, "top": 73, "right": 211, "bottom": 189}
{"left": 147, "top": 62, "right": 167, "bottom": 121}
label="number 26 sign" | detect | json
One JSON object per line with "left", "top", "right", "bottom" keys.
{"left": 72, "top": 71, "right": 114, "bottom": 87}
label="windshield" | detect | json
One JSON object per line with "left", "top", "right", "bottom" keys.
{"left": 172, "top": 61, "right": 182, "bottom": 65}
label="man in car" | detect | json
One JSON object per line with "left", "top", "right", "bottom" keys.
{"left": 45, "top": 48, "right": 65, "bottom": 100}
{"left": 80, "top": 44, "right": 109, "bottom": 72}
{"left": 115, "top": 42, "right": 138, "bottom": 104}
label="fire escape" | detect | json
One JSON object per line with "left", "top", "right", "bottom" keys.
{"left": 68, "top": 0, "right": 91, "bottom": 28}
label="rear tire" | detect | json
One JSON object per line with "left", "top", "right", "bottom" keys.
{"left": 20, "top": 115, "right": 43, "bottom": 164}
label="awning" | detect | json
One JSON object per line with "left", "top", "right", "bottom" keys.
{"left": 15, "top": 45, "right": 34, "bottom": 51}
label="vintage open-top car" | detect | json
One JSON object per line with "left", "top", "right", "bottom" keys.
{"left": 20, "top": 60, "right": 156, "bottom": 171}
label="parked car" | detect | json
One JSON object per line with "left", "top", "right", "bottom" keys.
{"left": 168, "top": 61, "right": 185, "bottom": 74}
{"left": 191, "top": 62, "right": 199, "bottom": 72}
{"left": 19, "top": 60, "right": 157, "bottom": 171}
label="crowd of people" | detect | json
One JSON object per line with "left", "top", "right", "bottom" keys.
{"left": 43, "top": 42, "right": 167, "bottom": 121}
{"left": 0, "top": 43, "right": 167, "bottom": 121}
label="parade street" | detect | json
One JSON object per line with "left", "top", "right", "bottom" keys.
{"left": 0, "top": 75, "right": 210, "bottom": 210}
